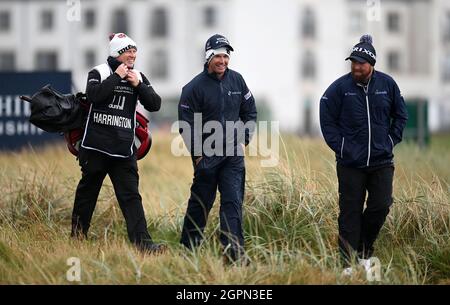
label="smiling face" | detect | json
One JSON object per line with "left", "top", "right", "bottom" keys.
{"left": 117, "top": 48, "right": 137, "bottom": 68}
{"left": 351, "top": 60, "right": 373, "bottom": 83}
{"left": 207, "top": 54, "right": 229, "bottom": 78}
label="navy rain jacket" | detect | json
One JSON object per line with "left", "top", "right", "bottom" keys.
{"left": 320, "top": 70, "right": 408, "bottom": 168}
{"left": 178, "top": 66, "right": 257, "bottom": 160}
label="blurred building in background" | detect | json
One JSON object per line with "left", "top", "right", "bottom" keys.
{"left": 1, "top": 0, "right": 450, "bottom": 134}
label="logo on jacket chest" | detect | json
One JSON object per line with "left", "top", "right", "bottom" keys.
{"left": 108, "top": 96, "right": 125, "bottom": 110}
{"left": 227, "top": 90, "right": 241, "bottom": 96}
{"left": 114, "top": 85, "right": 134, "bottom": 95}
{"left": 374, "top": 90, "right": 388, "bottom": 95}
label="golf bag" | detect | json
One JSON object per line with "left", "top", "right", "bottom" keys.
{"left": 20, "top": 85, "right": 152, "bottom": 160}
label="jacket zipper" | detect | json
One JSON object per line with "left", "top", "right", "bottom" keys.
{"left": 363, "top": 79, "right": 371, "bottom": 167}
{"left": 340, "top": 137, "right": 345, "bottom": 158}
{"left": 220, "top": 82, "right": 225, "bottom": 125}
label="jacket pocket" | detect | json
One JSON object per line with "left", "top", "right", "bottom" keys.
{"left": 79, "top": 149, "right": 104, "bottom": 174}
{"left": 340, "top": 137, "right": 345, "bottom": 159}
{"left": 388, "top": 134, "right": 394, "bottom": 150}
{"left": 194, "top": 156, "right": 206, "bottom": 170}
{"left": 78, "top": 147, "right": 87, "bottom": 167}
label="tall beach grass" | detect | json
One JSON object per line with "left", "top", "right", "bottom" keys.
{"left": 0, "top": 132, "right": 448, "bottom": 284}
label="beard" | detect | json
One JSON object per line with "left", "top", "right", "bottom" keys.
{"left": 352, "top": 74, "right": 368, "bottom": 83}
{"left": 351, "top": 68, "right": 373, "bottom": 84}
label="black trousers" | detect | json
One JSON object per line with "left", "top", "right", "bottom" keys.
{"left": 71, "top": 148, "right": 152, "bottom": 245}
{"left": 180, "top": 156, "right": 245, "bottom": 260}
{"left": 336, "top": 163, "right": 394, "bottom": 265}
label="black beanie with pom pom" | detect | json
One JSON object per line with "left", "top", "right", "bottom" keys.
{"left": 345, "top": 34, "right": 377, "bottom": 66}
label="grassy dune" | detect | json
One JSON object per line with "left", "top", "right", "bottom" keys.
{"left": 0, "top": 132, "right": 449, "bottom": 284}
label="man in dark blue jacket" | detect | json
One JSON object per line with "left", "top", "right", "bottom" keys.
{"left": 178, "top": 34, "right": 257, "bottom": 263}
{"left": 320, "top": 35, "right": 408, "bottom": 273}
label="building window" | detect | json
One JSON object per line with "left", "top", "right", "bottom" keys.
{"left": 41, "top": 10, "right": 54, "bottom": 31}
{"left": 151, "top": 8, "right": 168, "bottom": 37}
{"left": 150, "top": 50, "right": 168, "bottom": 79}
{"left": 302, "top": 51, "right": 316, "bottom": 79}
{"left": 199, "top": 47, "right": 204, "bottom": 66}
{"left": 84, "top": 9, "right": 96, "bottom": 29}
{"left": 0, "top": 52, "right": 15, "bottom": 71}
{"left": 112, "top": 9, "right": 128, "bottom": 34}
{"left": 387, "top": 51, "right": 401, "bottom": 72}
{"left": 84, "top": 50, "right": 96, "bottom": 68}
{"left": 302, "top": 7, "right": 315, "bottom": 39}
{"left": 203, "top": 6, "right": 216, "bottom": 28}
{"left": 303, "top": 99, "right": 312, "bottom": 135}
{"left": 442, "top": 54, "right": 450, "bottom": 82}
{"left": 349, "top": 11, "right": 363, "bottom": 33}
{"left": 35, "top": 51, "right": 58, "bottom": 71}
{"left": 387, "top": 12, "right": 400, "bottom": 33}
{"left": 443, "top": 11, "right": 450, "bottom": 43}
{"left": 0, "top": 11, "right": 11, "bottom": 32}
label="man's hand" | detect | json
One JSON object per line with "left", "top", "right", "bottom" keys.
{"left": 115, "top": 63, "right": 128, "bottom": 79}
{"left": 126, "top": 70, "right": 140, "bottom": 87}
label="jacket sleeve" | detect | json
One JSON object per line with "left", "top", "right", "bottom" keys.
{"left": 136, "top": 73, "right": 162, "bottom": 112}
{"left": 178, "top": 86, "right": 202, "bottom": 159}
{"left": 85, "top": 69, "right": 122, "bottom": 105}
{"left": 319, "top": 84, "right": 342, "bottom": 154}
{"left": 239, "top": 78, "right": 257, "bottom": 146}
{"left": 389, "top": 81, "right": 408, "bottom": 145}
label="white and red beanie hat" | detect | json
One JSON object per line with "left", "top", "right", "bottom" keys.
{"left": 109, "top": 33, "right": 137, "bottom": 58}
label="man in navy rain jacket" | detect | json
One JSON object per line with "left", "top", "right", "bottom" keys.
{"left": 178, "top": 34, "right": 257, "bottom": 263}
{"left": 320, "top": 35, "right": 408, "bottom": 273}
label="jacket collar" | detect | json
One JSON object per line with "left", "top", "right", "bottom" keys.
{"left": 351, "top": 69, "right": 377, "bottom": 87}
{"left": 107, "top": 56, "right": 123, "bottom": 72}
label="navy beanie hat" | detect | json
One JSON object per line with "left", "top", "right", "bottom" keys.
{"left": 345, "top": 34, "right": 376, "bottom": 66}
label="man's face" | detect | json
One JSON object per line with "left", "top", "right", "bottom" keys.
{"left": 351, "top": 60, "right": 373, "bottom": 83}
{"left": 117, "top": 48, "right": 137, "bottom": 68}
{"left": 208, "top": 54, "right": 229, "bottom": 76}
